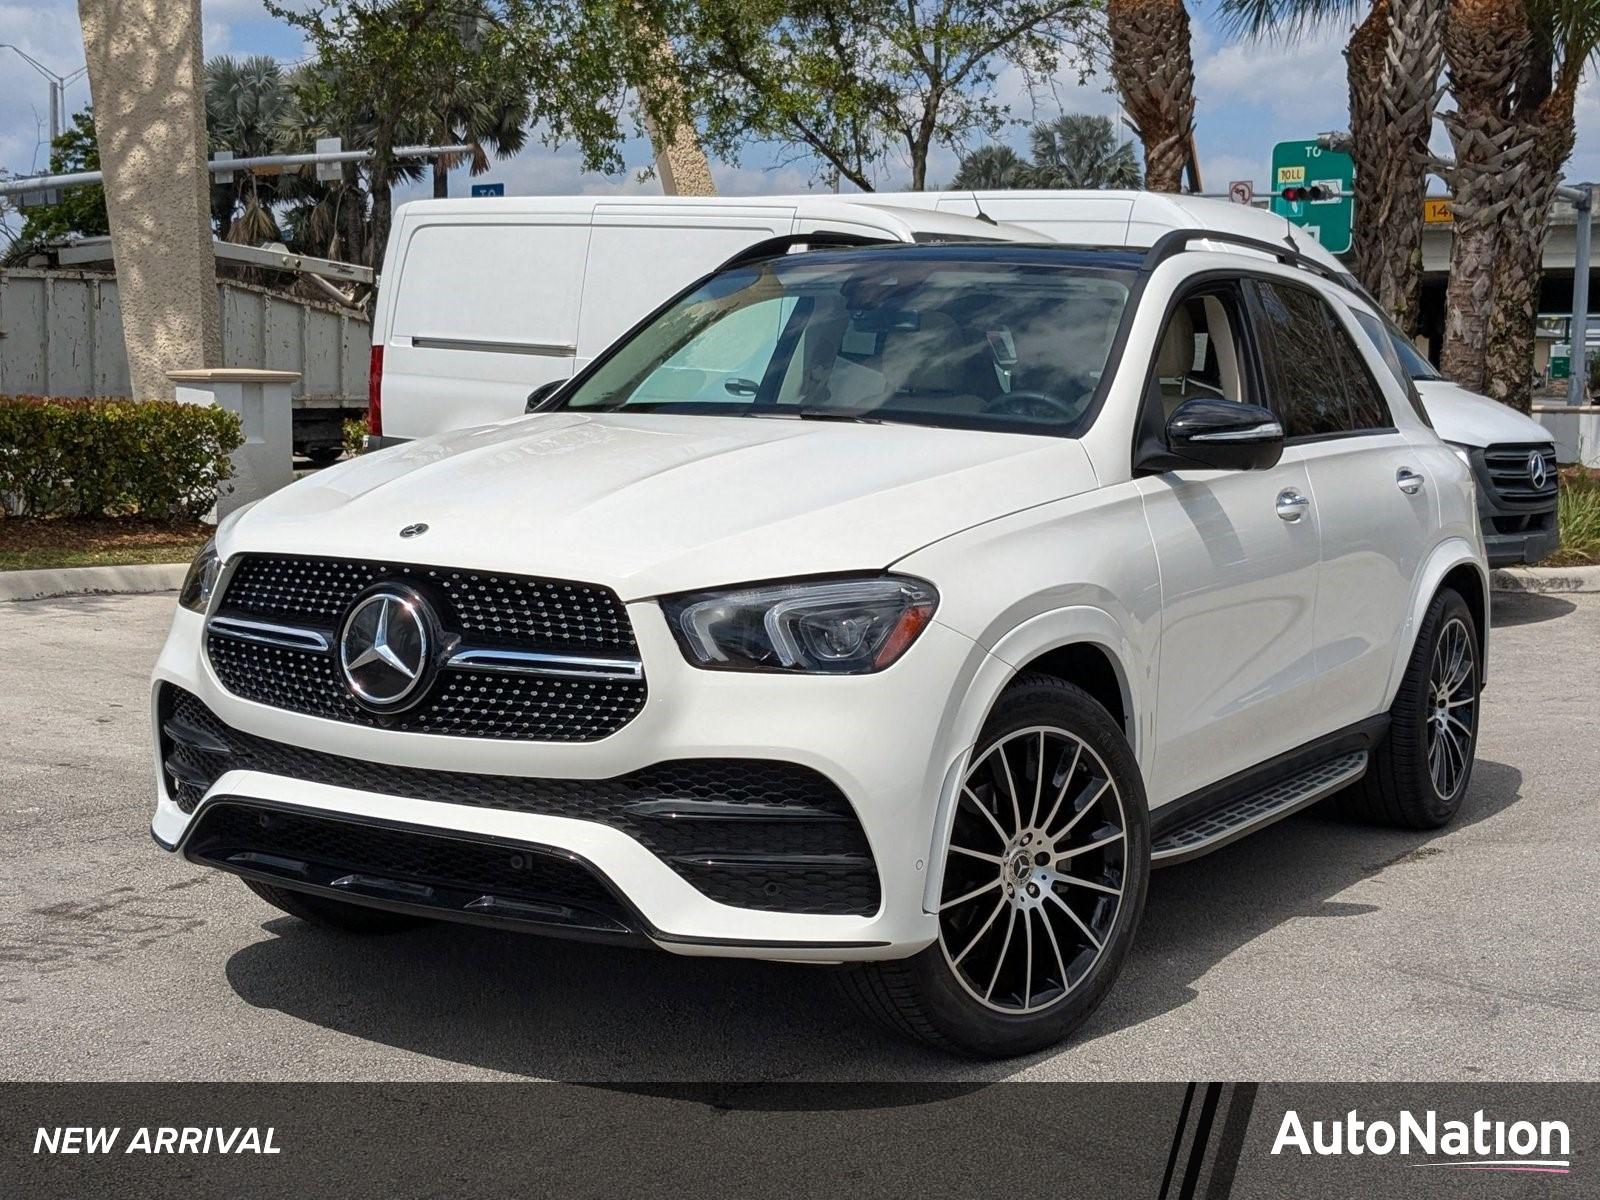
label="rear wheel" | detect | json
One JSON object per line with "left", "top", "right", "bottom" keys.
{"left": 1344, "top": 587, "right": 1480, "bottom": 829}
{"left": 242, "top": 878, "right": 425, "bottom": 934}
{"left": 839, "top": 676, "right": 1149, "bottom": 1058}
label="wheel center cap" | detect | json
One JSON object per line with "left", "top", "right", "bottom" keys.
{"left": 1008, "top": 852, "right": 1032, "bottom": 882}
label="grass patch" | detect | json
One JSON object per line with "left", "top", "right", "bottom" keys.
{"left": 0, "top": 517, "right": 209, "bottom": 572}
{"left": 1549, "top": 468, "right": 1600, "bottom": 567}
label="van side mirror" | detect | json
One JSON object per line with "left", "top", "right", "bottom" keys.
{"left": 525, "top": 380, "right": 564, "bottom": 413}
{"left": 1163, "top": 397, "right": 1284, "bottom": 471}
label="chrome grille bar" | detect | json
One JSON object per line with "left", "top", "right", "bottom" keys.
{"left": 207, "top": 614, "right": 332, "bottom": 653}
{"left": 445, "top": 647, "right": 644, "bottom": 682}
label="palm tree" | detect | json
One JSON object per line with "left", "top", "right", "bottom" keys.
{"left": 950, "top": 144, "right": 1033, "bottom": 190}
{"left": 1107, "top": 0, "right": 1197, "bottom": 191}
{"left": 1029, "top": 114, "right": 1142, "bottom": 188}
{"left": 1471, "top": 0, "right": 1600, "bottom": 409}
{"left": 425, "top": 13, "right": 531, "bottom": 198}
{"left": 1219, "top": 0, "right": 1445, "bottom": 337}
{"left": 205, "top": 55, "right": 298, "bottom": 244}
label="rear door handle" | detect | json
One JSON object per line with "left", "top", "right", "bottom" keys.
{"left": 1276, "top": 489, "right": 1310, "bottom": 521}
{"left": 1396, "top": 467, "right": 1425, "bottom": 495}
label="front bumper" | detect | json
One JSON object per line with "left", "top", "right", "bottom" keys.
{"left": 150, "top": 599, "right": 985, "bottom": 961}
{"left": 1464, "top": 443, "right": 1559, "bottom": 567}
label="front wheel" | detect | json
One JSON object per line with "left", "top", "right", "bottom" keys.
{"left": 1344, "top": 586, "right": 1481, "bottom": 829}
{"left": 839, "top": 675, "right": 1149, "bottom": 1058}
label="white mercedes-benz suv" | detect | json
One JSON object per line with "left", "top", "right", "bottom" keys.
{"left": 152, "top": 231, "right": 1487, "bottom": 1057}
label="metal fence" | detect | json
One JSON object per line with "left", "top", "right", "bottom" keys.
{"left": 0, "top": 267, "right": 369, "bottom": 403}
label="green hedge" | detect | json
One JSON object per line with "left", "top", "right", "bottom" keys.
{"left": 0, "top": 395, "right": 243, "bottom": 521}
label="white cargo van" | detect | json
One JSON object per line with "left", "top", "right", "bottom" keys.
{"left": 368, "top": 196, "right": 1032, "bottom": 443}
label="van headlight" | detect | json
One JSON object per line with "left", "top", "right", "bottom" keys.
{"left": 662, "top": 575, "right": 938, "bottom": 674}
{"left": 1444, "top": 441, "right": 1476, "bottom": 470}
{"left": 178, "top": 540, "right": 223, "bottom": 612}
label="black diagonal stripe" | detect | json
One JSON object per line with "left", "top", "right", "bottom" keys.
{"left": 1177, "top": 1083, "right": 1225, "bottom": 1200}
{"left": 1159, "top": 1083, "right": 1198, "bottom": 1200}
{"left": 1204, "top": 1083, "right": 1260, "bottom": 1200}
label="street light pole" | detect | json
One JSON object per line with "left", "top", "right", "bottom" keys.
{"left": 1, "top": 44, "right": 89, "bottom": 145}
{"left": 1569, "top": 182, "right": 1593, "bottom": 406}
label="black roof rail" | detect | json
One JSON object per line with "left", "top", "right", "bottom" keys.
{"left": 1142, "top": 227, "right": 1367, "bottom": 298}
{"left": 716, "top": 231, "right": 893, "bottom": 272}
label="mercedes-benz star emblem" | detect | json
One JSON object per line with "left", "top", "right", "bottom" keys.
{"left": 1527, "top": 451, "right": 1548, "bottom": 490}
{"left": 339, "top": 588, "right": 431, "bottom": 708}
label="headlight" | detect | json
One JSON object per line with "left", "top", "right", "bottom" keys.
{"left": 178, "top": 540, "right": 222, "bottom": 612}
{"left": 661, "top": 575, "right": 939, "bottom": 674}
{"left": 1444, "top": 441, "right": 1475, "bottom": 470}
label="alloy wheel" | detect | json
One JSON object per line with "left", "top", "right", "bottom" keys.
{"left": 1427, "top": 616, "right": 1477, "bottom": 800}
{"left": 937, "top": 726, "right": 1128, "bottom": 1015}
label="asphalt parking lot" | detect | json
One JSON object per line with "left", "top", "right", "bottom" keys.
{"left": 2, "top": 588, "right": 1596, "bottom": 1082}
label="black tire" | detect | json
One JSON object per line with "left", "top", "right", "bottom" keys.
{"left": 1342, "top": 587, "right": 1480, "bottom": 829}
{"left": 303, "top": 444, "right": 345, "bottom": 468}
{"left": 241, "top": 878, "right": 425, "bottom": 934}
{"left": 838, "top": 674, "right": 1149, "bottom": 1058}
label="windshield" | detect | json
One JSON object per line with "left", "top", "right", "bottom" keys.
{"left": 1390, "top": 331, "right": 1441, "bottom": 380}
{"left": 558, "top": 254, "right": 1134, "bottom": 435}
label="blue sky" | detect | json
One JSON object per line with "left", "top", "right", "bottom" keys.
{"left": 4, "top": 0, "right": 1599, "bottom": 212}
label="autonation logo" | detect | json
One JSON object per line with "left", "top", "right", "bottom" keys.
{"left": 1272, "top": 1108, "right": 1571, "bottom": 1174}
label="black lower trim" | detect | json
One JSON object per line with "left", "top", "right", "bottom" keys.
{"left": 1150, "top": 716, "right": 1389, "bottom": 840}
{"left": 172, "top": 796, "right": 889, "bottom": 953}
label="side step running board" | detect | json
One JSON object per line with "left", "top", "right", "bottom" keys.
{"left": 1150, "top": 751, "right": 1368, "bottom": 867}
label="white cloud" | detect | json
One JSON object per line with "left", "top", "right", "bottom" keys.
{"left": 1196, "top": 25, "right": 1347, "bottom": 119}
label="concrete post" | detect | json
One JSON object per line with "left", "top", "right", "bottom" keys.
{"left": 78, "top": 0, "right": 221, "bottom": 400}
{"left": 638, "top": 25, "right": 715, "bottom": 197}
{"left": 168, "top": 369, "right": 300, "bottom": 520}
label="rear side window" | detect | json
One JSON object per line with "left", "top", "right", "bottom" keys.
{"left": 1252, "top": 280, "right": 1396, "bottom": 439}
{"left": 1352, "top": 308, "right": 1433, "bottom": 426}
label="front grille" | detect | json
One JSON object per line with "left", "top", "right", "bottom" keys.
{"left": 185, "top": 801, "right": 638, "bottom": 939}
{"left": 1480, "top": 443, "right": 1558, "bottom": 506}
{"left": 161, "top": 686, "right": 880, "bottom": 916}
{"left": 206, "top": 554, "right": 646, "bottom": 741}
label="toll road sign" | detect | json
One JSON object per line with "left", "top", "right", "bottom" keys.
{"left": 1271, "top": 141, "right": 1354, "bottom": 253}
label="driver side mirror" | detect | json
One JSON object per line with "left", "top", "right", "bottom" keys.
{"left": 525, "top": 380, "right": 564, "bottom": 413}
{"left": 1164, "top": 397, "right": 1284, "bottom": 471}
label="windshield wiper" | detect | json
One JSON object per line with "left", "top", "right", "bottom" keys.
{"left": 787, "top": 407, "right": 886, "bottom": 424}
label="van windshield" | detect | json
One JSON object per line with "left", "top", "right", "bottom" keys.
{"left": 558, "top": 255, "right": 1134, "bottom": 436}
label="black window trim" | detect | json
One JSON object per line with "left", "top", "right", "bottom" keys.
{"left": 1129, "top": 270, "right": 1272, "bottom": 475}
{"left": 1243, "top": 274, "right": 1400, "bottom": 445}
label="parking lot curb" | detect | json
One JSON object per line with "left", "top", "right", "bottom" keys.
{"left": 1491, "top": 564, "right": 1600, "bottom": 594}
{"left": 0, "top": 562, "right": 188, "bottom": 602}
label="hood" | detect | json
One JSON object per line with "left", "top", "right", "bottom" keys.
{"left": 226, "top": 412, "right": 1097, "bottom": 598}
{"left": 1417, "top": 379, "right": 1555, "bottom": 449}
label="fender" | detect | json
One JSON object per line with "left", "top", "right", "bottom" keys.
{"left": 920, "top": 605, "right": 1146, "bottom": 914}
{"left": 1382, "top": 536, "right": 1490, "bottom": 708}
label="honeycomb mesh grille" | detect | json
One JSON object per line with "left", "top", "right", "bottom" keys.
{"left": 162, "top": 687, "right": 880, "bottom": 916}
{"left": 207, "top": 554, "right": 645, "bottom": 741}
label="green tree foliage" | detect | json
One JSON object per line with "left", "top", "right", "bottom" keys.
{"left": 950, "top": 115, "right": 1141, "bottom": 191}
{"left": 266, "top": 0, "right": 689, "bottom": 261}
{"left": 950, "top": 144, "right": 1034, "bottom": 189}
{"left": 1028, "top": 113, "right": 1140, "bottom": 188}
{"left": 667, "top": 0, "right": 1102, "bottom": 190}
{"left": 18, "top": 109, "right": 109, "bottom": 243}
{"left": 205, "top": 55, "right": 300, "bottom": 243}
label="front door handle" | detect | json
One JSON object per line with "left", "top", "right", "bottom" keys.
{"left": 1396, "top": 467, "right": 1425, "bottom": 495}
{"left": 1276, "top": 489, "right": 1310, "bottom": 522}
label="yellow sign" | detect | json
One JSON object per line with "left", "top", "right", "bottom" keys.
{"left": 1276, "top": 165, "right": 1306, "bottom": 185}
{"left": 1424, "top": 197, "right": 1453, "bottom": 225}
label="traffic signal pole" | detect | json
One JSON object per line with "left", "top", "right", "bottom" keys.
{"left": 1567, "top": 183, "right": 1593, "bottom": 406}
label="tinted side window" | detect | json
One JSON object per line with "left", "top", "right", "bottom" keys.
{"left": 1352, "top": 308, "right": 1432, "bottom": 426}
{"left": 1252, "top": 280, "right": 1352, "bottom": 438}
{"left": 1328, "top": 311, "right": 1395, "bottom": 430}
